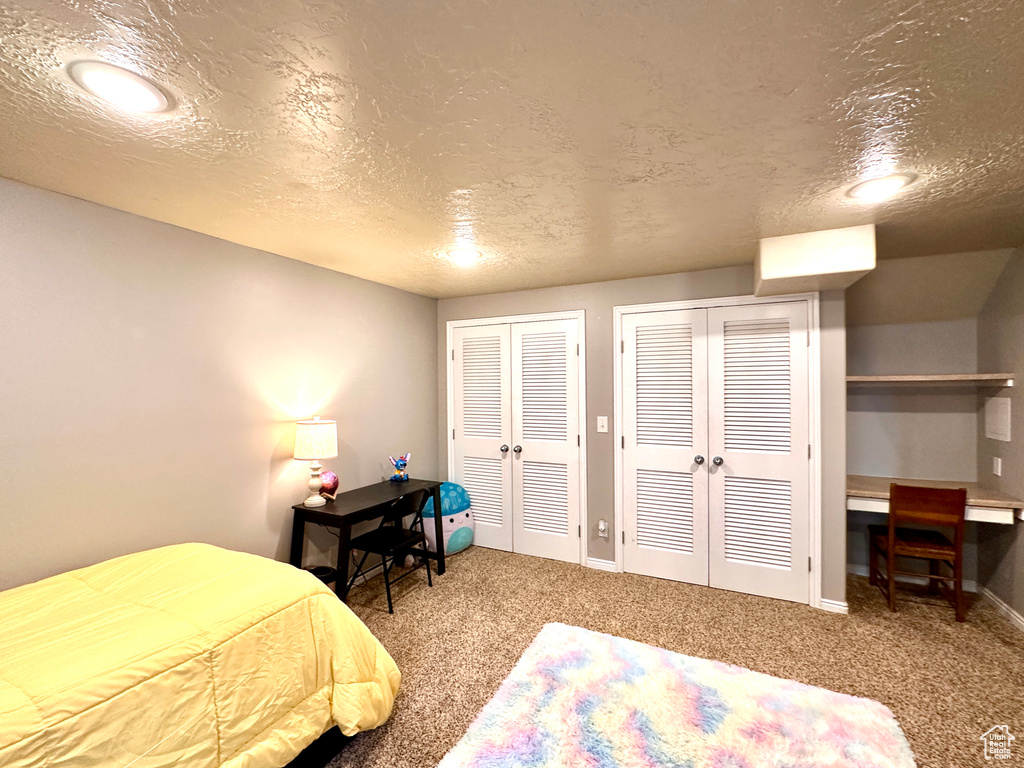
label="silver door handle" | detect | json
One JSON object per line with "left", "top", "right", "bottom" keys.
{"left": 693, "top": 455, "right": 705, "bottom": 465}
{"left": 500, "top": 444, "right": 509, "bottom": 454}
{"left": 712, "top": 456, "right": 724, "bottom": 466}
{"left": 513, "top": 445, "right": 522, "bottom": 454}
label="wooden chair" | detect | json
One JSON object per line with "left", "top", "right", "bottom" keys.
{"left": 868, "top": 483, "right": 967, "bottom": 622}
{"left": 346, "top": 488, "right": 433, "bottom": 613}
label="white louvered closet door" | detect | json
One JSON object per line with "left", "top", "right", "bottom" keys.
{"left": 622, "top": 310, "right": 709, "bottom": 585}
{"left": 706, "top": 302, "right": 809, "bottom": 603}
{"left": 452, "top": 324, "right": 513, "bottom": 551}
{"left": 510, "top": 319, "right": 582, "bottom": 563}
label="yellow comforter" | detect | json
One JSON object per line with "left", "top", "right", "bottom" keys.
{"left": 0, "top": 543, "right": 400, "bottom": 767}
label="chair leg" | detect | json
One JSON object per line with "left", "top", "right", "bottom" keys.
{"left": 347, "top": 551, "right": 371, "bottom": 594}
{"left": 954, "top": 555, "right": 965, "bottom": 622}
{"left": 887, "top": 551, "right": 898, "bottom": 613}
{"left": 425, "top": 556, "right": 433, "bottom": 587}
{"left": 382, "top": 557, "right": 394, "bottom": 614}
{"left": 928, "top": 558, "right": 940, "bottom": 594}
{"left": 869, "top": 537, "right": 878, "bottom": 586}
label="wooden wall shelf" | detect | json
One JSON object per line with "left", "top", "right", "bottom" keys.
{"left": 847, "top": 373, "right": 1014, "bottom": 387}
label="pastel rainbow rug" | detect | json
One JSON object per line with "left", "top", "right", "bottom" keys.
{"left": 439, "top": 623, "right": 915, "bottom": 768}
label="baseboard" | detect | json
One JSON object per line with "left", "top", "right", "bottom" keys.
{"left": 978, "top": 586, "right": 1024, "bottom": 633}
{"left": 846, "top": 564, "right": 977, "bottom": 593}
{"left": 818, "top": 598, "right": 849, "bottom": 615}
{"left": 586, "top": 557, "right": 617, "bottom": 572}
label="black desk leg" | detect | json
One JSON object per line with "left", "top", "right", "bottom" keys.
{"left": 432, "top": 485, "right": 446, "bottom": 575}
{"left": 289, "top": 509, "right": 306, "bottom": 568}
{"left": 336, "top": 523, "right": 352, "bottom": 602}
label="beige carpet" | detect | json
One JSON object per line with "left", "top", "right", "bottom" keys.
{"left": 294, "top": 546, "right": 1024, "bottom": 768}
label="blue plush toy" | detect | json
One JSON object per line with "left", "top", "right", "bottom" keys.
{"left": 423, "top": 482, "right": 474, "bottom": 555}
{"left": 388, "top": 453, "right": 410, "bottom": 482}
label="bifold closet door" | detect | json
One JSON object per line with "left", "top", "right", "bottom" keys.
{"left": 706, "top": 302, "right": 810, "bottom": 603}
{"left": 510, "top": 319, "right": 582, "bottom": 563}
{"left": 622, "top": 309, "right": 709, "bottom": 585}
{"left": 451, "top": 324, "right": 513, "bottom": 551}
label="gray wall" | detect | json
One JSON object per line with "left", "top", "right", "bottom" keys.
{"left": 976, "top": 249, "right": 1024, "bottom": 614}
{"left": 438, "top": 271, "right": 848, "bottom": 604}
{"left": 847, "top": 319, "right": 979, "bottom": 480}
{"left": 819, "top": 291, "right": 848, "bottom": 603}
{"left": 0, "top": 178, "right": 438, "bottom": 590}
{"left": 845, "top": 318, "right": 980, "bottom": 582}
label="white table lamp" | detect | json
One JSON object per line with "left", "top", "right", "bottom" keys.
{"left": 293, "top": 416, "right": 338, "bottom": 507}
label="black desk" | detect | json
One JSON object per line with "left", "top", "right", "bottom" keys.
{"left": 289, "top": 478, "right": 444, "bottom": 601}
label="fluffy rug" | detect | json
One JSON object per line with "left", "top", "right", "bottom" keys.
{"left": 439, "top": 623, "right": 915, "bottom": 768}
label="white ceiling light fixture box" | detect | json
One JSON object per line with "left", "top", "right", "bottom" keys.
{"left": 755, "top": 224, "right": 876, "bottom": 297}
{"left": 66, "top": 60, "right": 171, "bottom": 113}
{"left": 846, "top": 173, "right": 917, "bottom": 203}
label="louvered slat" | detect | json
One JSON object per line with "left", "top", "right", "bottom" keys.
{"left": 723, "top": 476, "right": 792, "bottom": 568}
{"left": 521, "top": 460, "right": 569, "bottom": 536}
{"left": 521, "top": 332, "right": 568, "bottom": 441}
{"left": 636, "top": 324, "right": 693, "bottom": 447}
{"left": 462, "top": 457, "right": 503, "bottom": 527}
{"left": 461, "top": 336, "right": 503, "bottom": 439}
{"left": 636, "top": 468, "right": 694, "bottom": 553}
{"left": 723, "top": 319, "right": 791, "bottom": 453}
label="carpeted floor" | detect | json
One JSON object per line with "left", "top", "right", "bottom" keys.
{"left": 292, "top": 547, "right": 1024, "bottom": 768}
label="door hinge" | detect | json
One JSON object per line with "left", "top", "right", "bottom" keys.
{"left": 577, "top": 434, "right": 580, "bottom": 446}
{"left": 806, "top": 328, "right": 810, "bottom": 346}
{"left": 621, "top": 435, "right": 625, "bottom": 449}
{"left": 622, "top": 531, "right": 625, "bottom": 544}
{"left": 578, "top": 525, "right": 581, "bottom": 537}
{"left": 808, "top": 444, "right": 812, "bottom": 459}
{"left": 576, "top": 343, "right": 579, "bottom": 356}
{"left": 452, "top": 428, "right": 455, "bottom": 439}
{"left": 452, "top": 349, "right": 455, "bottom": 360}
{"left": 808, "top": 556, "right": 812, "bottom": 572}
{"left": 621, "top": 339, "right": 625, "bottom": 353}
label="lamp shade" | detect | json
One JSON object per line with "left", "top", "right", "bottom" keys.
{"left": 293, "top": 417, "right": 338, "bottom": 460}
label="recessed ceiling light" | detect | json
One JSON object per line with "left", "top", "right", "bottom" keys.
{"left": 846, "top": 173, "right": 917, "bottom": 202}
{"left": 67, "top": 60, "right": 171, "bottom": 114}
{"left": 447, "top": 248, "right": 483, "bottom": 267}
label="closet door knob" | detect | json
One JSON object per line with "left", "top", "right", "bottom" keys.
{"left": 500, "top": 444, "right": 509, "bottom": 454}
{"left": 712, "top": 456, "right": 724, "bottom": 466}
{"left": 513, "top": 445, "right": 523, "bottom": 454}
{"left": 693, "top": 455, "right": 705, "bottom": 465}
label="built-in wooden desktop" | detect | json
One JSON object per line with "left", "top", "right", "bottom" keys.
{"left": 847, "top": 474, "right": 1024, "bottom": 525}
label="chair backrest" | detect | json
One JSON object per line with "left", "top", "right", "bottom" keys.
{"left": 888, "top": 483, "right": 967, "bottom": 532}
{"left": 380, "top": 488, "right": 431, "bottom": 529}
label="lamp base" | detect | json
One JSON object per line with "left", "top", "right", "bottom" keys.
{"left": 303, "top": 460, "right": 327, "bottom": 507}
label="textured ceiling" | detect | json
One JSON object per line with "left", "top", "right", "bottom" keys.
{"left": 1, "top": 1, "right": 1023, "bottom": 299}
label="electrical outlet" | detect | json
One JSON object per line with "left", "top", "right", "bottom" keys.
{"left": 597, "top": 416, "right": 608, "bottom": 433}
{"left": 994, "top": 457, "right": 1002, "bottom": 476}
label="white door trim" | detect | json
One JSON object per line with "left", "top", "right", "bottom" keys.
{"left": 613, "top": 294, "right": 824, "bottom": 609}
{"left": 614, "top": 293, "right": 819, "bottom": 314}
{"left": 447, "top": 311, "right": 588, "bottom": 566}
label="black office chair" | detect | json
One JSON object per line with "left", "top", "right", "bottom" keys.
{"left": 346, "top": 488, "right": 433, "bottom": 613}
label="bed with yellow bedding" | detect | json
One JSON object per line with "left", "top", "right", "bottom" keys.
{"left": 0, "top": 543, "right": 401, "bottom": 767}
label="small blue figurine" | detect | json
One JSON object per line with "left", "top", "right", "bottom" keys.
{"left": 388, "top": 453, "right": 411, "bottom": 482}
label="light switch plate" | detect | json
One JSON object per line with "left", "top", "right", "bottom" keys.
{"left": 994, "top": 457, "right": 1002, "bottom": 476}
{"left": 597, "top": 416, "right": 608, "bottom": 433}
